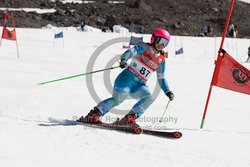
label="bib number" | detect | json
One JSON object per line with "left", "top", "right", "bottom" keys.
{"left": 129, "top": 58, "right": 154, "bottom": 80}
{"left": 139, "top": 67, "right": 151, "bottom": 78}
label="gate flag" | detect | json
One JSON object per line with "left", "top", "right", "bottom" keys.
{"left": 54, "top": 31, "right": 63, "bottom": 39}
{"left": 129, "top": 35, "right": 143, "bottom": 46}
{"left": 175, "top": 47, "right": 184, "bottom": 55}
{"left": 0, "top": 11, "right": 19, "bottom": 58}
{"left": 2, "top": 27, "right": 17, "bottom": 41}
{"left": 212, "top": 50, "right": 250, "bottom": 95}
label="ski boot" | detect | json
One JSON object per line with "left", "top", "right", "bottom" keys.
{"left": 77, "top": 107, "right": 102, "bottom": 124}
{"left": 114, "top": 113, "right": 142, "bottom": 134}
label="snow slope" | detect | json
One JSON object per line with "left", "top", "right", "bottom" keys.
{"left": 0, "top": 28, "right": 250, "bottom": 167}
{"left": 239, "top": 0, "right": 250, "bottom": 3}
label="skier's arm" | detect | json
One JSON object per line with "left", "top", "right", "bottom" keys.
{"left": 120, "top": 44, "right": 147, "bottom": 61}
{"left": 119, "top": 44, "right": 147, "bottom": 69}
{"left": 157, "top": 61, "right": 170, "bottom": 93}
{"left": 157, "top": 61, "right": 174, "bottom": 100}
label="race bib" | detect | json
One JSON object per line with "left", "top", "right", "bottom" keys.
{"left": 129, "top": 58, "right": 154, "bottom": 81}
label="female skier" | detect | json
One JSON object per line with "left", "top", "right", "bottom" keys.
{"left": 78, "top": 28, "right": 174, "bottom": 126}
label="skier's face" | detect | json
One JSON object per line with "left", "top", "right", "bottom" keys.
{"left": 153, "top": 37, "right": 169, "bottom": 52}
{"left": 154, "top": 43, "right": 165, "bottom": 51}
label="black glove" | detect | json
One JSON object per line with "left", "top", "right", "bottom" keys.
{"left": 119, "top": 59, "right": 128, "bottom": 69}
{"left": 166, "top": 91, "right": 174, "bottom": 101}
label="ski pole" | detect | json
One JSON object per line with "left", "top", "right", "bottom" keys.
{"left": 37, "top": 65, "right": 120, "bottom": 85}
{"left": 158, "top": 100, "right": 171, "bottom": 123}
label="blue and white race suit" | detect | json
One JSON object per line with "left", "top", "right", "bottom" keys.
{"left": 96, "top": 42, "right": 170, "bottom": 117}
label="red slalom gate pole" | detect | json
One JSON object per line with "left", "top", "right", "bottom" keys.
{"left": 200, "top": 0, "right": 235, "bottom": 129}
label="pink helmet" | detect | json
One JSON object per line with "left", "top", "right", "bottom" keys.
{"left": 151, "top": 28, "right": 170, "bottom": 44}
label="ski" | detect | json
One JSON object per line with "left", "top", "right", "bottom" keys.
{"left": 79, "top": 121, "right": 143, "bottom": 134}
{"left": 47, "top": 118, "right": 182, "bottom": 139}
{"left": 78, "top": 121, "right": 182, "bottom": 139}
{"left": 142, "top": 129, "right": 182, "bottom": 139}
{"left": 81, "top": 122, "right": 182, "bottom": 139}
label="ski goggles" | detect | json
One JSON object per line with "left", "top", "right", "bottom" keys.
{"left": 155, "top": 37, "right": 169, "bottom": 47}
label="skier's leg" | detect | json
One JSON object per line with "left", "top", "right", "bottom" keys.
{"left": 115, "top": 85, "right": 154, "bottom": 126}
{"left": 95, "top": 88, "right": 129, "bottom": 115}
{"left": 95, "top": 70, "right": 133, "bottom": 115}
{"left": 79, "top": 69, "right": 139, "bottom": 123}
{"left": 129, "top": 85, "right": 155, "bottom": 118}
{"left": 79, "top": 73, "right": 131, "bottom": 123}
